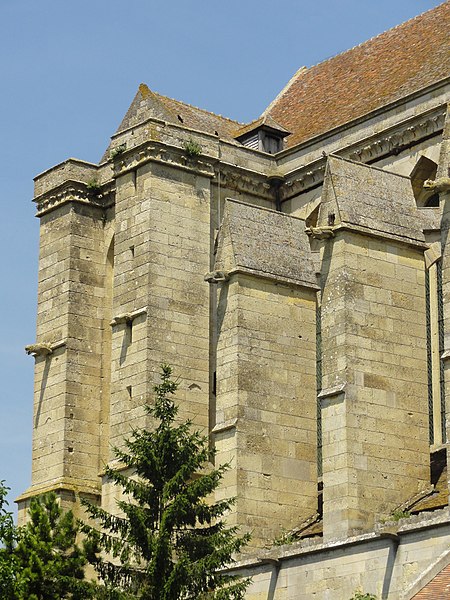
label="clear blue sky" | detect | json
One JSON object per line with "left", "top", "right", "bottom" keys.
{"left": 0, "top": 0, "right": 444, "bottom": 512}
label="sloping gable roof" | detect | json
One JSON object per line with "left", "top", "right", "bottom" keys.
{"left": 320, "top": 155, "right": 425, "bottom": 244}
{"left": 264, "top": 2, "right": 450, "bottom": 148}
{"left": 115, "top": 83, "right": 241, "bottom": 140}
{"left": 215, "top": 199, "right": 318, "bottom": 289}
{"left": 233, "top": 114, "right": 291, "bottom": 140}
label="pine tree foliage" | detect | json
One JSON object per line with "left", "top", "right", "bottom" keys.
{"left": 82, "top": 365, "right": 251, "bottom": 600}
{"left": 0, "top": 481, "right": 18, "bottom": 599}
{"left": 13, "top": 492, "right": 95, "bottom": 600}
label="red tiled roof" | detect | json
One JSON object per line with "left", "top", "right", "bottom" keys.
{"left": 264, "top": 2, "right": 450, "bottom": 148}
{"left": 413, "top": 563, "right": 450, "bottom": 599}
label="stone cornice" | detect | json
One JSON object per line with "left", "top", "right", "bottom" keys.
{"left": 34, "top": 180, "right": 115, "bottom": 217}
{"left": 280, "top": 107, "right": 446, "bottom": 201}
{"left": 112, "top": 140, "right": 216, "bottom": 179}
{"left": 215, "top": 165, "right": 273, "bottom": 200}
{"left": 112, "top": 139, "right": 275, "bottom": 200}
{"left": 281, "top": 160, "right": 325, "bottom": 200}
{"left": 346, "top": 108, "right": 446, "bottom": 164}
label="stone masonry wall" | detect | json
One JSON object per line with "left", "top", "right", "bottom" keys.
{"left": 320, "top": 231, "right": 430, "bottom": 539}
{"left": 104, "top": 160, "right": 212, "bottom": 511}
{"left": 234, "top": 512, "right": 450, "bottom": 600}
{"left": 20, "top": 202, "right": 109, "bottom": 515}
{"left": 215, "top": 274, "right": 317, "bottom": 548}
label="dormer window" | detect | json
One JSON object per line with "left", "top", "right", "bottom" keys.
{"left": 234, "top": 115, "right": 290, "bottom": 155}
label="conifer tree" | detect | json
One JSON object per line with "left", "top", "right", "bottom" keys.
{"left": 82, "top": 365, "right": 251, "bottom": 600}
{"left": 13, "top": 492, "right": 95, "bottom": 600}
{"left": 0, "top": 481, "right": 18, "bottom": 599}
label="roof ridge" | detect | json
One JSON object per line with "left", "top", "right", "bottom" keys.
{"left": 224, "top": 197, "right": 307, "bottom": 222}
{"left": 304, "top": 1, "right": 447, "bottom": 72}
{"left": 238, "top": 115, "right": 264, "bottom": 128}
{"left": 150, "top": 89, "right": 244, "bottom": 126}
{"left": 266, "top": 1, "right": 448, "bottom": 109}
{"left": 262, "top": 67, "right": 307, "bottom": 117}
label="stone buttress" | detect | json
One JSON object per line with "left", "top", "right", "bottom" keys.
{"left": 102, "top": 146, "right": 214, "bottom": 512}
{"left": 17, "top": 160, "right": 115, "bottom": 520}
{"left": 436, "top": 105, "right": 450, "bottom": 495}
{"left": 315, "top": 156, "right": 430, "bottom": 539}
{"left": 212, "top": 199, "right": 319, "bottom": 548}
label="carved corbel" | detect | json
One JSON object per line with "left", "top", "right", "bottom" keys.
{"left": 204, "top": 270, "right": 229, "bottom": 284}
{"left": 305, "top": 226, "right": 335, "bottom": 239}
{"left": 110, "top": 313, "right": 133, "bottom": 326}
{"left": 110, "top": 307, "right": 148, "bottom": 327}
{"left": 25, "top": 343, "right": 53, "bottom": 357}
{"left": 424, "top": 177, "right": 450, "bottom": 193}
{"left": 25, "top": 340, "right": 66, "bottom": 357}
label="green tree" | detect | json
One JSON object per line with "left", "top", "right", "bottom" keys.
{"left": 82, "top": 365, "right": 251, "bottom": 600}
{"left": 349, "top": 591, "right": 377, "bottom": 600}
{"left": 0, "top": 481, "right": 18, "bottom": 599}
{"left": 14, "top": 492, "right": 95, "bottom": 600}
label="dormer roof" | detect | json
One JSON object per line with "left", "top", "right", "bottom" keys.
{"left": 233, "top": 115, "right": 291, "bottom": 141}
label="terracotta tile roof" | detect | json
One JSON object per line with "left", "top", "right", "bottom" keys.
{"left": 412, "top": 563, "right": 450, "bottom": 599}
{"left": 264, "top": 2, "right": 450, "bottom": 148}
{"left": 115, "top": 83, "right": 241, "bottom": 140}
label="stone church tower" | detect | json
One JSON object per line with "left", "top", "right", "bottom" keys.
{"left": 18, "top": 3, "right": 450, "bottom": 597}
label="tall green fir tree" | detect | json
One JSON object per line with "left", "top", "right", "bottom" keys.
{"left": 13, "top": 492, "right": 95, "bottom": 600}
{"left": 82, "top": 365, "right": 251, "bottom": 600}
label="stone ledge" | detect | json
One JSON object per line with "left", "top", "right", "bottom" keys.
{"left": 318, "top": 383, "right": 346, "bottom": 400}
{"left": 228, "top": 511, "right": 450, "bottom": 573}
{"left": 212, "top": 418, "right": 238, "bottom": 435}
{"left": 16, "top": 478, "right": 101, "bottom": 504}
{"left": 329, "top": 222, "right": 428, "bottom": 249}
{"left": 226, "top": 267, "right": 320, "bottom": 291}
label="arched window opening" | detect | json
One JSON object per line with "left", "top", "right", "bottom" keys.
{"left": 410, "top": 156, "right": 439, "bottom": 207}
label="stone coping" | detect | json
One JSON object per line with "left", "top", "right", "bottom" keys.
{"left": 227, "top": 508, "right": 450, "bottom": 573}
{"left": 16, "top": 479, "right": 101, "bottom": 504}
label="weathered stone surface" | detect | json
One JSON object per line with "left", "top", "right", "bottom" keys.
{"left": 215, "top": 199, "right": 318, "bottom": 289}
{"left": 18, "top": 6, "right": 450, "bottom": 598}
{"left": 320, "top": 155, "right": 425, "bottom": 244}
